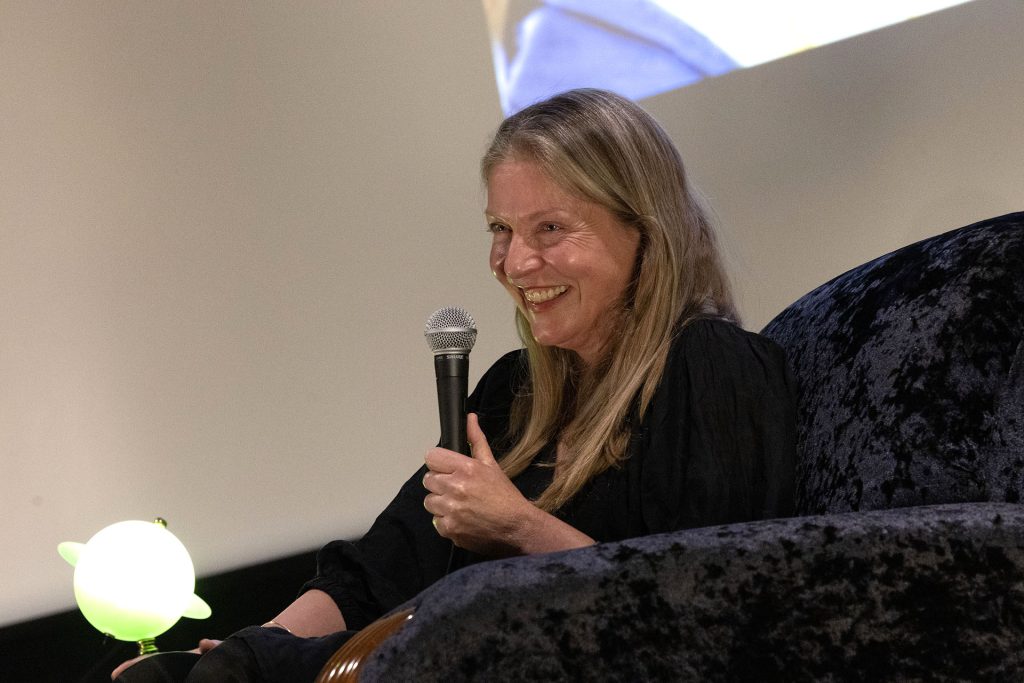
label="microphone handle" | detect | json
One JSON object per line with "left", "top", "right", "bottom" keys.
{"left": 434, "top": 353, "right": 469, "bottom": 455}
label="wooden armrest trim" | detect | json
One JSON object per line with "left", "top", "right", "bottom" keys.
{"left": 315, "top": 608, "right": 416, "bottom": 683}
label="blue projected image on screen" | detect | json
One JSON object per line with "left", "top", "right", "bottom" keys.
{"left": 484, "top": 0, "right": 974, "bottom": 115}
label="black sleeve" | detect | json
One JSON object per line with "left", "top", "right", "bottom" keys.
{"left": 639, "top": 319, "right": 797, "bottom": 533}
{"left": 300, "top": 350, "right": 525, "bottom": 628}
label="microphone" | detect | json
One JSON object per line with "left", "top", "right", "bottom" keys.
{"left": 424, "top": 306, "right": 477, "bottom": 456}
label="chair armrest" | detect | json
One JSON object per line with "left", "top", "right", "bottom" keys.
{"left": 356, "top": 503, "right": 1024, "bottom": 681}
{"left": 315, "top": 608, "right": 415, "bottom": 683}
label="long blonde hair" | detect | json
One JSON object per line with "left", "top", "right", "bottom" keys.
{"left": 481, "top": 89, "right": 738, "bottom": 512}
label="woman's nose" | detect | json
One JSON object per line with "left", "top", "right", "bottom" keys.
{"left": 503, "top": 234, "right": 541, "bottom": 280}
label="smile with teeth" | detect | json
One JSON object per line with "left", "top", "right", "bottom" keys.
{"left": 522, "top": 285, "right": 568, "bottom": 304}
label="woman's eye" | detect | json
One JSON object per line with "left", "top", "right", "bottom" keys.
{"left": 487, "top": 223, "right": 509, "bottom": 233}
{"left": 541, "top": 223, "right": 560, "bottom": 232}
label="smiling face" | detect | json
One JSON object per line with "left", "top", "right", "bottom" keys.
{"left": 486, "top": 160, "right": 642, "bottom": 367}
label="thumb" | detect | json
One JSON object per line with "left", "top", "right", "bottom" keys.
{"left": 467, "top": 413, "right": 496, "bottom": 464}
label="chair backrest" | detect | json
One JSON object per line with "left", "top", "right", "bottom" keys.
{"left": 761, "top": 213, "right": 1024, "bottom": 514}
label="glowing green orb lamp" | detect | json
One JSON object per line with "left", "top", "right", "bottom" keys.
{"left": 58, "top": 518, "right": 211, "bottom": 655}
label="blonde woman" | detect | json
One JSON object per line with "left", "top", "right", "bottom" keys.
{"left": 115, "top": 89, "right": 795, "bottom": 682}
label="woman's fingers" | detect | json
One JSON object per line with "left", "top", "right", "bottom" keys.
{"left": 111, "top": 639, "right": 220, "bottom": 678}
{"left": 424, "top": 447, "right": 461, "bottom": 474}
{"left": 197, "top": 639, "right": 222, "bottom": 653}
{"left": 423, "top": 491, "right": 442, "bottom": 514}
{"left": 466, "top": 414, "right": 496, "bottom": 464}
{"left": 424, "top": 414, "right": 494, "bottom": 470}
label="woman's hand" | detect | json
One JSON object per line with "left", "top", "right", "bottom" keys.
{"left": 110, "top": 639, "right": 221, "bottom": 679}
{"left": 423, "top": 413, "right": 596, "bottom": 556}
{"left": 423, "top": 413, "right": 536, "bottom": 556}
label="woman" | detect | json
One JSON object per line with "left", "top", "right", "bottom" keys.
{"left": 115, "top": 88, "right": 795, "bottom": 681}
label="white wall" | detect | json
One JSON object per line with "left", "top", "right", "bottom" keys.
{"left": 2, "top": 0, "right": 1021, "bottom": 627}
{"left": 1, "top": 1, "right": 510, "bottom": 627}
{"left": 645, "top": 0, "right": 1024, "bottom": 327}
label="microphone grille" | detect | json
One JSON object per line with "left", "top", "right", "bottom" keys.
{"left": 425, "top": 306, "right": 477, "bottom": 354}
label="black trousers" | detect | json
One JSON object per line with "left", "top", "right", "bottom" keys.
{"left": 114, "top": 626, "right": 354, "bottom": 683}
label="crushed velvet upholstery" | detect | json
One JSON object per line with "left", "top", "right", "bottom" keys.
{"left": 356, "top": 213, "right": 1024, "bottom": 681}
{"left": 362, "top": 504, "right": 1024, "bottom": 681}
{"left": 761, "top": 212, "right": 1024, "bottom": 513}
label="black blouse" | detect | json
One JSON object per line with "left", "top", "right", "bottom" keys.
{"left": 303, "top": 319, "right": 796, "bottom": 630}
